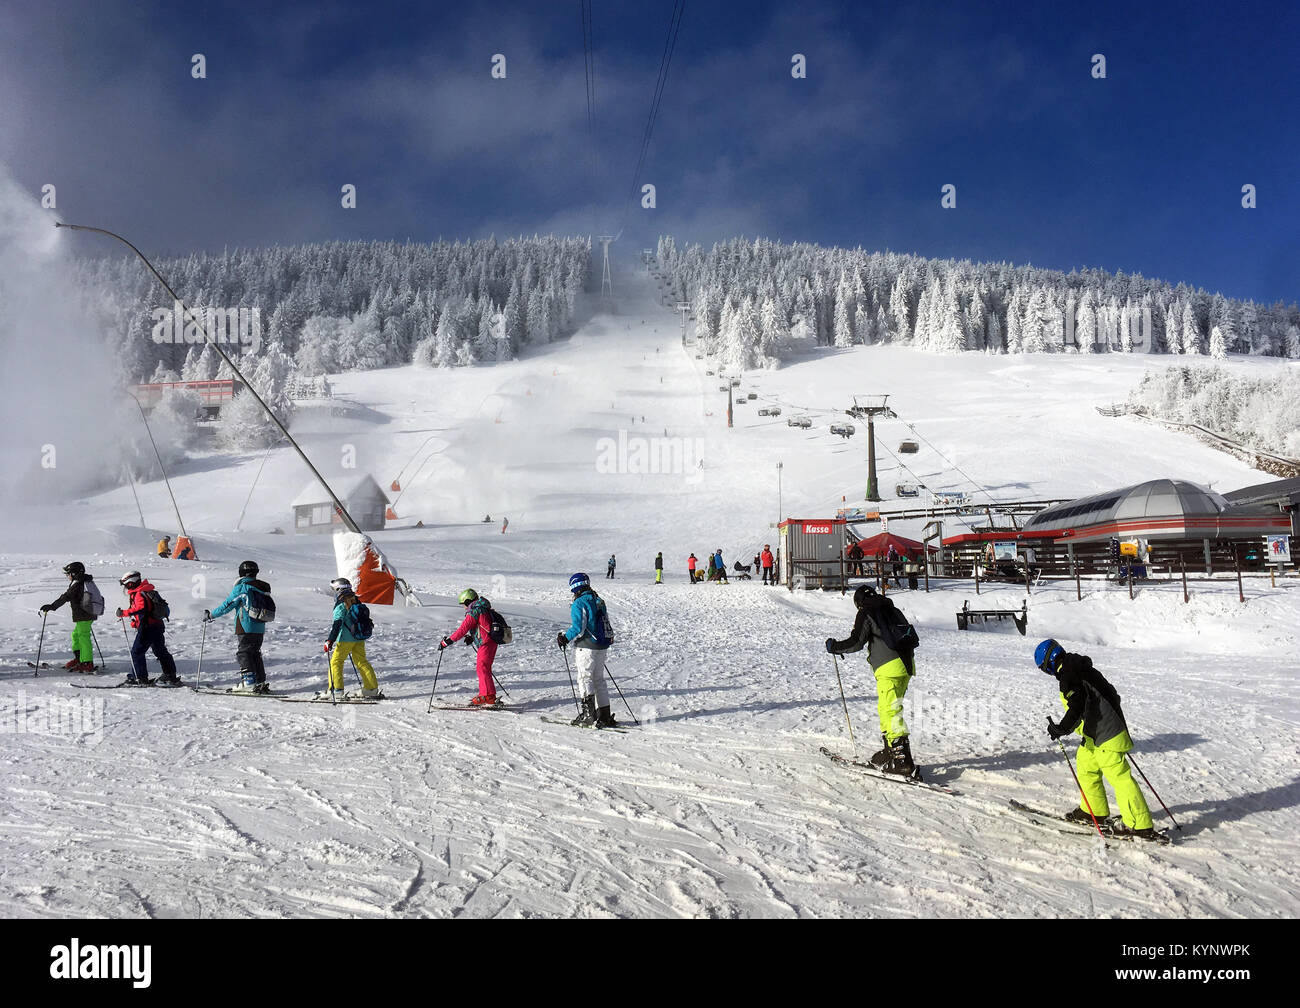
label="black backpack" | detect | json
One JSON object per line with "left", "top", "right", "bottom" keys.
{"left": 865, "top": 593, "right": 920, "bottom": 656}
{"left": 142, "top": 588, "right": 171, "bottom": 622}
{"left": 485, "top": 604, "right": 512, "bottom": 645}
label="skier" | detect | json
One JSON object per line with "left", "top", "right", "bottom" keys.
{"left": 712, "top": 548, "right": 728, "bottom": 583}
{"left": 203, "top": 560, "right": 273, "bottom": 694}
{"left": 607, "top": 554, "right": 616, "bottom": 579}
{"left": 687, "top": 552, "right": 698, "bottom": 583}
{"left": 761, "top": 544, "right": 775, "bottom": 585}
{"left": 1034, "top": 639, "right": 1155, "bottom": 837}
{"left": 825, "top": 586, "right": 918, "bottom": 776}
{"left": 156, "top": 536, "right": 172, "bottom": 558}
{"left": 115, "top": 571, "right": 180, "bottom": 685}
{"left": 40, "top": 561, "right": 103, "bottom": 672}
{"left": 501, "top": 516, "right": 509, "bottom": 534}
{"left": 556, "top": 572, "right": 616, "bottom": 727}
{"left": 439, "top": 588, "right": 501, "bottom": 705}
{"left": 322, "top": 577, "right": 383, "bottom": 699}
{"left": 654, "top": 551, "right": 664, "bottom": 584}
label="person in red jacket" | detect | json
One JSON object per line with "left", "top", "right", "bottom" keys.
{"left": 115, "top": 571, "right": 179, "bottom": 686}
{"left": 761, "top": 545, "right": 775, "bottom": 585}
{"left": 687, "top": 553, "right": 698, "bottom": 583}
{"left": 439, "top": 588, "right": 500, "bottom": 706}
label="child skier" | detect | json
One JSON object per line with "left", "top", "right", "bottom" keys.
{"left": 439, "top": 588, "right": 500, "bottom": 706}
{"left": 115, "top": 570, "right": 180, "bottom": 685}
{"left": 825, "top": 585, "right": 919, "bottom": 776}
{"left": 654, "top": 551, "right": 663, "bottom": 584}
{"left": 687, "top": 553, "right": 698, "bottom": 583}
{"left": 40, "top": 561, "right": 104, "bottom": 672}
{"left": 556, "top": 572, "right": 616, "bottom": 727}
{"left": 321, "top": 577, "right": 383, "bottom": 699}
{"left": 156, "top": 536, "right": 172, "bottom": 558}
{"left": 761, "top": 544, "right": 775, "bottom": 585}
{"left": 607, "top": 554, "right": 616, "bottom": 579}
{"left": 203, "top": 560, "right": 273, "bottom": 694}
{"left": 1034, "top": 639, "right": 1155, "bottom": 837}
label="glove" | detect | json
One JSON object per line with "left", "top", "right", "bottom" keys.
{"left": 40, "top": 604, "right": 52, "bottom": 614}
{"left": 556, "top": 632, "right": 568, "bottom": 650}
{"left": 202, "top": 610, "right": 212, "bottom": 622}
{"left": 824, "top": 637, "right": 836, "bottom": 654}
{"left": 438, "top": 636, "right": 451, "bottom": 651}
{"left": 115, "top": 608, "right": 124, "bottom": 618}
{"left": 323, "top": 642, "right": 332, "bottom": 653}
{"left": 1047, "top": 717, "right": 1067, "bottom": 741}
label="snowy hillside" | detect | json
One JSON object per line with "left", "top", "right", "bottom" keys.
{"left": 2, "top": 263, "right": 1297, "bottom": 919}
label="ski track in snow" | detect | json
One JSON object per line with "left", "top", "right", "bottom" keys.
{"left": 3, "top": 266, "right": 1298, "bottom": 918}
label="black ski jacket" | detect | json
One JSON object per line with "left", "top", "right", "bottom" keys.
{"left": 1051, "top": 652, "right": 1127, "bottom": 746}
{"left": 48, "top": 574, "right": 98, "bottom": 623}
{"left": 827, "top": 595, "right": 914, "bottom": 675}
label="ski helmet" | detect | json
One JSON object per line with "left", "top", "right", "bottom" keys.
{"left": 329, "top": 577, "right": 352, "bottom": 592}
{"left": 568, "top": 573, "right": 590, "bottom": 593}
{"left": 120, "top": 571, "right": 142, "bottom": 588}
{"left": 238, "top": 560, "right": 259, "bottom": 578}
{"left": 458, "top": 588, "right": 479, "bottom": 605}
{"left": 63, "top": 561, "right": 85, "bottom": 577}
{"left": 1034, "top": 639, "right": 1064, "bottom": 673}
{"left": 853, "top": 584, "right": 876, "bottom": 607}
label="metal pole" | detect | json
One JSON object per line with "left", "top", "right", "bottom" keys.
{"left": 1126, "top": 752, "right": 1182, "bottom": 830}
{"left": 866, "top": 414, "right": 879, "bottom": 502}
{"left": 603, "top": 661, "right": 640, "bottom": 725}
{"left": 561, "top": 647, "right": 580, "bottom": 713}
{"left": 53, "top": 222, "right": 364, "bottom": 536}
{"left": 31, "top": 610, "right": 49, "bottom": 675}
{"left": 1055, "top": 732, "right": 1106, "bottom": 838}
{"left": 426, "top": 647, "right": 446, "bottom": 712}
{"left": 1235, "top": 546, "right": 1245, "bottom": 604}
{"left": 127, "top": 390, "right": 187, "bottom": 539}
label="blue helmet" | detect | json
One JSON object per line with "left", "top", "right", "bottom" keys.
{"left": 1034, "top": 638, "right": 1063, "bottom": 672}
{"left": 568, "top": 572, "right": 590, "bottom": 593}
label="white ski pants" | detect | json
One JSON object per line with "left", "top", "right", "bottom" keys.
{"left": 575, "top": 646, "right": 610, "bottom": 707}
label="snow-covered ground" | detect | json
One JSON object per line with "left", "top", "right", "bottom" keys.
{"left": 2, "top": 264, "right": 1297, "bottom": 918}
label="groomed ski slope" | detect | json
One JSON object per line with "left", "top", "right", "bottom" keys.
{"left": 1, "top": 265, "right": 1297, "bottom": 919}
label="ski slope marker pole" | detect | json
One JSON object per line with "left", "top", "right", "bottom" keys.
{"left": 32, "top": 610, "right": 49, "bottom": 676}
{"left": 1054, "top": 728, "right": 1105, "bottom": 839}
{"left": 1126, "top": 752, "right": 1181, "bottom": 830}
{"left": 603, "top": 661, "right": 640, "bottom": 726}
{"left": 831, "top": 653, "right": 857, "bottom": 756}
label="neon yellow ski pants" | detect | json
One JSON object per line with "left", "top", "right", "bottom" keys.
{"left": 329, "top": 641, "right": 378, "bottom": 692}
{"left": 875, "top": 657, "right": 911, "bottom": 743}
{"left": 1074, "top": 732, "right": 1153, "bottom": 830}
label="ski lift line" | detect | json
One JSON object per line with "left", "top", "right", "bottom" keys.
{"left": 874, "top": 440, "right": 977, "bottom": 535}
{"left": 621, "top": 0, "right": 686, "bottom": 228}
{"left": 894, "top": 413, "right": 1003, "bottom": 509}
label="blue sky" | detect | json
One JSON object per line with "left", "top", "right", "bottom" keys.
{"left": 2, "top": 0, "right": 1296, "bottom": 303}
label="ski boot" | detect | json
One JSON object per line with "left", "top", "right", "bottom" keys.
{"left": 880, "top": 734, "right": 917, "bottom": 777}
{"left": 251, "top": 681, "right": 272, "bottom": 695}
{"left": 571, "top": 695, "right": 597, "bottom": 727}
{"left": 362, "top": 686, "right": 384, "bottom": 699}
{"left": 469, "top": 693, "right": 498, "bottom": 707}
{"left": 1063, "top": 807, "right": 1099, "bottom": 826}
{"left": 77, "top": 662, "right": 98, "bottom": 674}
{"left": 868, "top": 733, "right": 891, "bottom": 768}
{"left": 1107, "top": 818, "right": 1156, "bottom": 840}
{"left": 63, "top": 656, "right": 82, "bottom": 670}
{"left": 595, "top": 704, "right": 619, "bottom": 729}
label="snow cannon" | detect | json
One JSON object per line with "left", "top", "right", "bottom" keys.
{"left": 333, "top": 531, "right": 418, "bottom": 606}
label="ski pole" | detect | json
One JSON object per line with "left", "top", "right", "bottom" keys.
{"left": 197, "top": 618, "right": 208, "bottom": 683}
{"left": 1053, "top": 726, "right": 1106, "bottom": 839}
{"left": 603, "top": 661, "right": 640, "bottom": 726}
{"left": 32, "top": 610, "right": 49, "bottom": 676}
{"left": 561, "top": 647, "right": 580, "bottom": 712}
{"left": 91, "top": 627, "right": 106, "bottom": 673}
{"left": 427, "top": 646, "right": 445, "bottom": 712}
{"left": 1126, "top": 752, "right": 1181, "bottom": 831}
{"left": 831, "top": 653, "right": 857, "bottom": 755}
{"left": 490, "top": 670, "right": 511, "bottom": 700}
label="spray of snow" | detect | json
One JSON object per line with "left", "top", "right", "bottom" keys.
{"left": 0, "top": 164, "right": 137, "bottom": 509}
